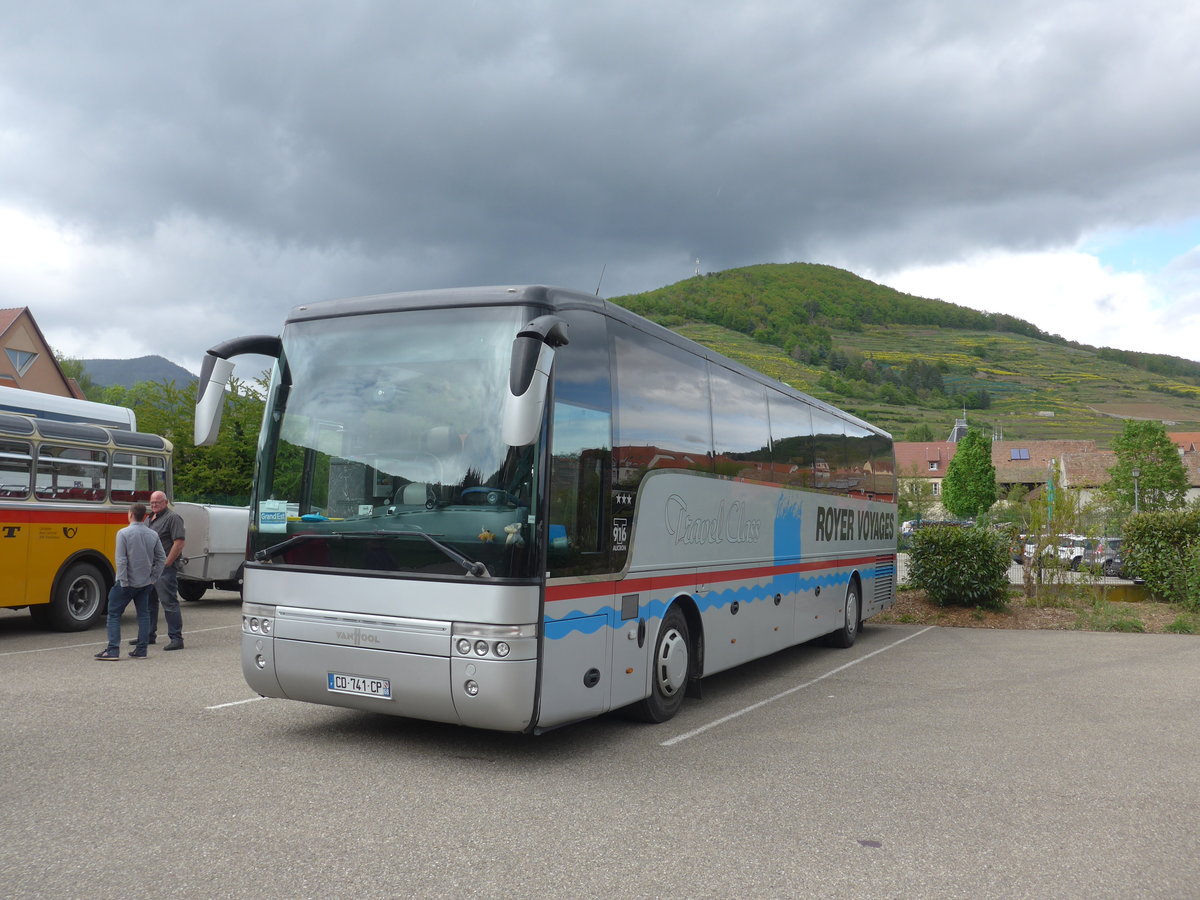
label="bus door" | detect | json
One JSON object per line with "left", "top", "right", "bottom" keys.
{"left": 0, "top": 435, "right": 34, "bottom": 605}
{"left": 542, "top": 412, "right": 615, "bottom": 727}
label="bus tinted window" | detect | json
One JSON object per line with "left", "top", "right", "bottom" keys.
{"left": 767, "top": 391, "right": 815, "bottom": 488}
{"left": 36, "top": 445, "right": 107, "bottom": 502}
{"left": 0, "top": 439, "right": 32, "bottom": 498}
{"left": 869, "top": 432, "right": 897, "bottom": 500}
{"left": 613, "top": 325, "right": 712, "bottom": 491}
{"left": 810, "top": 407, "right": 846, "bottom": 494}
{"left": 710, "top": 363, "right": 770, "bottom": 479}
{"left": 548, "top": 310, "right": 613, "bottom": 577}
{"left": 844, "top": 421, "right": 874, "bottom": 497}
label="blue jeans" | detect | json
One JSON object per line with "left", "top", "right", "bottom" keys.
{"left": 149, "top": 566, "right": 183, "bottom": 642}
{"left": 106, "top": 583, "right": 153, "bottom": 653}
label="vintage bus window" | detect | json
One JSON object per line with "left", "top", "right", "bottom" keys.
{"left": 767, "top": 392, "right": 815, "bottom": 488}
{"left": 810, "top": 407, "right": 846, "bottom": 495}
{"left": 709, "top": 363, "right": 770, "bottom": 480}
{"left": 613, "top": 324, "right": 712, "bottom": 492}
{"left": 0, "top": 439, "right": 32, "bottom": 498}
{"left": 111, "top": 452, "right": 168, "bottom": 503}
{"left": 35, "top": 445, "right": 107, "bottom": 502}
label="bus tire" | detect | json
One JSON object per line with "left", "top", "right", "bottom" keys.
{"left": 178, "top": 580, "right": 208, "bottom": 602}
{"left": 824, "top": 581, "right": 860, "bottom": 649}
{"left": 632, "top": 605, "right": 691, "bottom": 723}
{"left": 46, "top": 561, "right": 107, "bottom": 631}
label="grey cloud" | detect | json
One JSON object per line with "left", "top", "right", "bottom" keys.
{"left": 1, "top": 0, "right": 1199, "bottom": 365}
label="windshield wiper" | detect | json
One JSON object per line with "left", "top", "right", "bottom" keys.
{"left": 254, "top": 528, "right": 491, "bottom": 577}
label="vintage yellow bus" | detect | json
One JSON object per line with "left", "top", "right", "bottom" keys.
{"left": 0, "top": 413, "right": 172, "bottom": 630}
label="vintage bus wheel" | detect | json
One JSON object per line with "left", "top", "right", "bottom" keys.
{"left": 633, "top": 605, "right": 691, "bottom": 723}
{"left": 825, "top": 581, "right": 860, "bottom": 648}
{"left": 46, "top": 561, "right": 107, "bottom": 631}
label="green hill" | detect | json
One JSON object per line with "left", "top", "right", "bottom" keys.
{"left": 611, "top": 263, "right": 1200, "bottom": 446}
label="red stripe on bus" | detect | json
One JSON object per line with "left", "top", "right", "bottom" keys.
{"left": 0, "top": 507, "right": 127, "bottom": 525}
{"left": 546, "top": 554, "right": 893, "bottom": 603}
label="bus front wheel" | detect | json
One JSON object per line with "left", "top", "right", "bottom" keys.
{"left": 43, "top": 561, "right": 107, "bottom": 631}
{"left": 632, "top": 605, "right": 691, "bottom": 723}
{"left": 824, "top": 581, "right": 860, "bottom": 649}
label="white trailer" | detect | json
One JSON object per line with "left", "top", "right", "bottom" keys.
{"left": 175, "top": 502, "right": 250, "bottom": 600}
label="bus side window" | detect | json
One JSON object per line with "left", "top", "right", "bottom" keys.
{"left": 0, "top": 439, "right": 32, "bottom": 498}
{"left": 548, "top": 404, "right": 611, "bottom": 577}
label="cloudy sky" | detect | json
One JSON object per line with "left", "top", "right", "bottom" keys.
{"left": 3, "top": 0, "right": 1199, "bottom": 373}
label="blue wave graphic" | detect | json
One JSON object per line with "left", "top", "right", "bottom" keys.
{"left": 545, "top": 499, "right": 890, "bottom": 638}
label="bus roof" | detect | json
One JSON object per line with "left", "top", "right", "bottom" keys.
{"left": 0, "top": 384, "right": 137, "bottom": 431}
{"left": 284, "top": 284, "right": 890, "bottom": 439}
{"left": 0, "top": 412, "right": 170, "bottom": 451}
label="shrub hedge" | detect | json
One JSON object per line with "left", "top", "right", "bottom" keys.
{"left": 907, "top": 525, "right": 1011, "bottom": 608}
{"left": 1124, "top": 509, "right": 1200, "bottom": 610}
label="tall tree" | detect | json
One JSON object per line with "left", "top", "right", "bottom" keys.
{"left": 941, "top": 429, "right": 996, "bottom": 519}
{"left": 53, "top": 351, "right": 102, "bottom": 400}
{"left": 1106, "top": 419, "right": 1187, "bottom": 513}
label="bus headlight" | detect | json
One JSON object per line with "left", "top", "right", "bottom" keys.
{"left": 494, "top": 641, "right": 510, "bottom": 657}
{"left": 474, "top": 640, "right": 489, "bottom": 656}
{"left": 464, "top": 680, "right": 480, "bottom": 696}
{"left": 242, "top": 603, "right": 276, "bottom": 636}
{"left": 456, "top": 638, "right": 472, "bottom": 655}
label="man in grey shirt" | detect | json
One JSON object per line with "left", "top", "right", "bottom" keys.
{"left": 95, "top": 502, "right": 165, "bottom": 660}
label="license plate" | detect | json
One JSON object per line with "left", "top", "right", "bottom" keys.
{"left": 327, "top": 672, "right": 392, "bottom": 699}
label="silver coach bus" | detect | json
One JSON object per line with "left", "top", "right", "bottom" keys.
{"left": 196, "top": 285, "right": 897, "bottom": 732}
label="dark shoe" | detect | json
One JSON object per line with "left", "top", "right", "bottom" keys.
{"left": 94, "top": 648, "right": 120, "bottom": 660}
{"left": 163, "top": 640, "right": 184, "bottom": 651}
{"left": 130, "top": 637, "right": 156, "bottom": 645}
{"left": 128, "top": 648, "right": 148, "bottom": 659}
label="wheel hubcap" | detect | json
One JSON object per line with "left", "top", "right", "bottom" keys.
{"left": 68, "top": 577, "right": 101, "bottom": 619}
{"left": 656, "top": 628, "right": 688, "bottom": 697}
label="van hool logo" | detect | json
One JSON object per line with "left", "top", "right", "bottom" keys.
{"left": 664, "top": 494, "right": 761, "bottom": 546}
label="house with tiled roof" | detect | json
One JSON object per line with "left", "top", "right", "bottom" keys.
{"left": 0, "top": 307, "right": 81, "bottom": 397}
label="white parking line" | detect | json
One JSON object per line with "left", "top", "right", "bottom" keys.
{"left": 660, "top": 626, "right": 936, "bottom": 746}
{"left": 206, "top": 696, "right": 268, "bottom": 710}
{"left": 0, "top": 624, "right": 239, "bottom": 656}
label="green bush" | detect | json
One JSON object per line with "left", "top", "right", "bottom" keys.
{"left": 1124, "top": 509, "right": 1200, "bottom": 610}
{"left": 907, "top": 525, "right": 1010, "bottom": 608}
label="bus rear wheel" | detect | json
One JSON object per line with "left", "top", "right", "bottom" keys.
{"left": 42, "top": 561, "right": 107, "bottom": 631}
{"left": 824, "top": 581, "right": 860, "bottom": 648}
{"left": 632, "top": 605, "right": 691, "bottom": 723}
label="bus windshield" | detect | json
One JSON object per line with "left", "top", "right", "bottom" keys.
{"left": 251, "top": 305, "right": 542, "bottom": 580}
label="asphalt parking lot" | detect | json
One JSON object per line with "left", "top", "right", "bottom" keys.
{"left": 3, "top": 592, "right": 1198, "bottom": 899}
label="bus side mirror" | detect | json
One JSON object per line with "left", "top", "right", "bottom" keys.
{"left": 194, "top": 334, "right": 282, "bottom": 446}
{"left": 502, "top": 316, "right": 568, "bottom": 447}
{"left": 195, "top": 354, "right": 235, "bottom": 446}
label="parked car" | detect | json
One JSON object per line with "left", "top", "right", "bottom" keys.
{"left": 1090, "top": 537, "right": 1126, "bottom": 578}
{"left": 1056, "top": 534, "right": 1092, "bottom": 570}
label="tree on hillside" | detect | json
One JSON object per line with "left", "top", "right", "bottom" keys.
{"left": 940, "top": 429, "right": 996, "bottom": 519}
{"left": 53, "top": 352, "right": 103, "bottom": 401}
{"left": 1106, "top": 419, "right": 1187, "bottom": 513}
